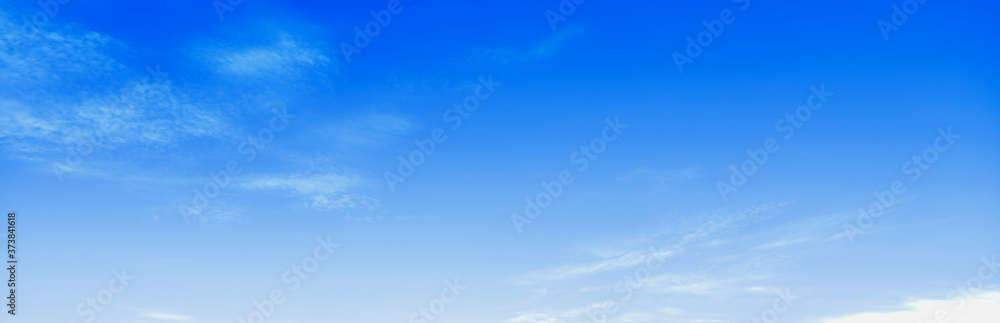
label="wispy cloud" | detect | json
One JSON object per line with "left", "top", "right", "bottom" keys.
{"left": 643, "top": 273, "right": 741, "bottom": 295}
{"left": 0, "top": 13, "right": 121, "bottom": 89}
{"left": 504, "top": 301, "right": 614, "bottom": 323}
{"left": 239, "top": 173, "right": 375, "bottom": 211}
{"left": 140, "top": 311, "right": 194, "bottom": 321}
{"left": 617, "top": 166, "right": 702, "bottom": 192}
{"left": 753, "top": 237, "right": 810, "bottom": 250}
{"left": 504, "top": 311, "right": 562, "bottom": 323}
{"left": 199, "top": 32, "right": 333, "bottom": 79}
{"left": 0, "top": 13, "right": 239, "bottom": 163}
{"left": 515, "top": 248, "right": 674, "bottom": 284}
{"left": 513, "top": 204, "right": 786, "bottom": 286}
{"left": 617, "top": 166, "right": 701, "bottom": 183}
{"left": 505, "top": 303, "right": 690, "bottom": 323}
{"left": 307, "top": 112, "right": 414, "bottom": 148}
{"left": 463, "top": 24, "right": 587, "bottom": 66}
{"left": 188, "top": 202, "right": 244, "bottom": 225}
{"left": 1, "top": 75, "right": 234, "bottom": 157}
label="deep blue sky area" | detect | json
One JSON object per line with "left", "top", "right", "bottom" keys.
{"left": 1, "top": 0, "right": 999, "bottom": 322}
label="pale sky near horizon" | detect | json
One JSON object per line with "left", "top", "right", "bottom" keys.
{"left": 1, "top": 0, "right": 999, "bottom": 322}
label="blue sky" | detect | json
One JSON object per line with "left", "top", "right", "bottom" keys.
{"left": 2, "top": 0, "right": 999, "bottom": 322}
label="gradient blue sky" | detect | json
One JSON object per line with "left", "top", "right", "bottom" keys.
{"left": 2, "top": 0, "right": 999, "bottom": 322}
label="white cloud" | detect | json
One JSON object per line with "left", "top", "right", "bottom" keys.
{"left": 205, "top": 32, "right": 331, "bottom": 78}
{"left": 464, "top": 24, "right": 586, "bottom": 66}
{"left": 504, "top": 312, "right": 563, "bottom": 323}
{"left": 239, "top": 173, "right": 375, "bottom": 211}
{"left": 141, "top": 312, "right": 194, "bottom": 321}
{"left": 0, "top": 13, "right": 237, "bottom": 162}
{"left": 660, "top": 307, "right": 684, "bottom": 315}
{"left": 0, "top": 12, "right": 121, "bottom": 87}
{"left": 643, "top": 273, "right": 741, "bottom": 295}
{"left": 515, "top": 248, "right": 673, "bottom": 284}
{"left": 616, "top": 166, "right": 701, "bottom": 184}
{"left": 311, "top": 113, "right": 414, "bottom": 148}
{"left": 820, "top": 292, "right": 1000, "bottom": 323}
{"left": 1, "top": 76, "right": 233, "bottom": 158}
{"left": 504, "top": 301, "right": 685, "bottom": 323}
{"left": 753, "top": 237, "right": 810, "bottom": 250}
{"left": 617, "top": 166, "right": 702, "bottom": 193}
{"left": 671, "top": 204, "right": 786, "bottom": 248}
{"left": 513, "top": 204, "right": 785, "bottom": 286}
{"left": 190, "top": 203, "right": 244, "bottom": 225}
{"left": 505, "top": 302, "right": 615, "bottom": 323}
